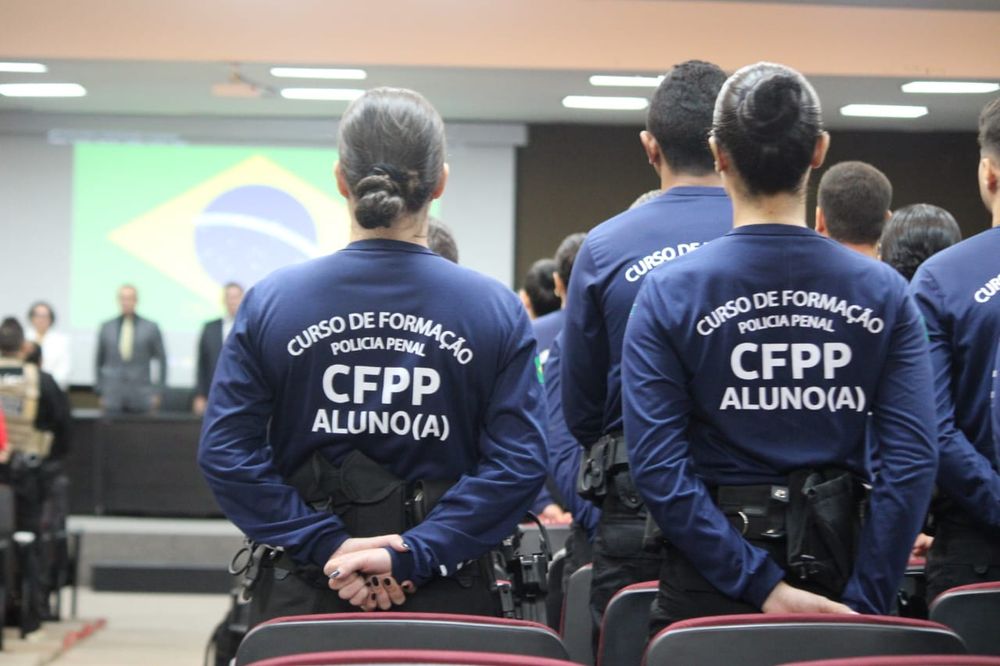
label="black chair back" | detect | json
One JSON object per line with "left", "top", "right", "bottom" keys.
{"left": 235, "top": 612, "right": 570, "bottom": 666}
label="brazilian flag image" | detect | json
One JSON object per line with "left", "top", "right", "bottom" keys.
{"left": 71, "top": 142, "right": 349, "bottom": 332}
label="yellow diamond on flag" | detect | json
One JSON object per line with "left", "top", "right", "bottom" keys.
{"left": 107, "top": 155, "right": 350, "bottom": 297}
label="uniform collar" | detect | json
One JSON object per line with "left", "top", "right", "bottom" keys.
{"left": 657, "top": 186, "right": 728, "bottom": 199}
{"left": 344, "top": 238, "right": 437, "bottom": 255}
{"left": 727, "top": 223, "right": 819, "bottom": 238}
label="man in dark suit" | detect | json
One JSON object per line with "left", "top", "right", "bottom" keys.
{"left": 95, "top": 284, "right": 167, "bottom": 414}
{"left": 193, "top": 282, "right": 244, "bottom": 416}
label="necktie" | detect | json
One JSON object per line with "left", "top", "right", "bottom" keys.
{"left": 119, "top": 317, "right": 134, "bottom": 362}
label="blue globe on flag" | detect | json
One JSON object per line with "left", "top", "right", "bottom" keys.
{"left": 194, "top": 184, "right": 320, "bottom": 287}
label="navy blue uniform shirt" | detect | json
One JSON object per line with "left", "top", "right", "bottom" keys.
{"left": 561, "top": 186, "right": 732, "bottom": 445}
{"left": 911, "top": 227, "right": 1000, "bottom": 527}
{"left": 532, "top": 309, "right": 564, "bottom": 367}
{"left": 544, "top": 333, "right": 600, "bottom": 538}
{"left": 198, "top": 239, "right": 548, "bottom": 586}
{"left": 623, "top": 224, "right": 937, "bottom": 614}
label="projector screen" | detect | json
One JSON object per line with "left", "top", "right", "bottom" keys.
{"left": 71, "top": 142, "right": 355, "bottom": 333}
{"left": 0, "top": 116, "right": 523, "bottom": 389}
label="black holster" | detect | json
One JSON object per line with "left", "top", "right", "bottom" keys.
{"left": 287, "top": 449, "right": 453, "bottom": 539}
{"left": 577, "top": 432, "right": 632, "bottom": 506}
{"left": 234, "top": 450, "right": 455, "bottom": 596}
{"left": 785, "top": 469, "right": 869, "bottom": 596}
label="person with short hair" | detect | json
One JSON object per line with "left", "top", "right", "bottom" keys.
{"left": 914, "top": 95, "right": 1000, "bottom": 600}
{"left": 25, "top": 301, "right": 71, "bottom": 391}
{"left": 531, "top": 233, "right": 586, "bottom": 367}
{"left": 199, "top": 88, "right": 547, "bottom": 625}
{"left": 815, "top": 161, "right": 893, "bottom": 258}
{"left": 560, "top": 59, "right": 733, "bottom": 633}
{"left": 880, "top": 203, "right": 962, "bottom": 282}
{"left": 519, "top": 258, "right": 560, "bottom": 320}
{"left": 426, "top": 217, "right": 459, "bottom": 264}
{"left": 193, "top": 282, "right": 245, "bottom": 416}
{"left": 624, "top": 62, "right": 936, "bottom": 631}
{"left": 94, "top": 284, "right": 167, "bottom": 414}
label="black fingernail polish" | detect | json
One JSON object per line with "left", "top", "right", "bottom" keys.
{"left": 370, "top": 593, "right": 377, "bottom": 600}
{"left": 372, "top": 578, "right": 380, "bottom": 586}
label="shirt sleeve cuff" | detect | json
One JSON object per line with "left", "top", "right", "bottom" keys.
{"left": 741, "top": 556, "right": 785, "bottom": 609}
{"left": 388, "top": 548, "right": 417, "bottom": 584}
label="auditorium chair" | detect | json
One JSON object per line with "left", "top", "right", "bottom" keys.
{"left": 642, "top": 614, "right": 967, "bottom": 666}
{"left": 234, "top": 612, "right": 571, "bottom": 666}
{"left": 560, "top": 563, "right": 593, "bottom": 666}
{"left": 779, "top": 656, "right": 1000, "bottom": 666}
{"left": 245, "top": 648, "right": 582, "bottom": 666}
{"left": 596, "top": 580, "right": 658, "bottom": 666}
{"left": 929, "top": 581, "right": 1000, "bottom": 655}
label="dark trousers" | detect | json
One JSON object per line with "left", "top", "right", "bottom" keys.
{"left": 545, "top": 522, "right": 594, "bottom": 630}
{"left": 926, "top": 517, "right": 1000, "bottom": 603}
{"left": 590, "top": 489, "right": 663, "bottom": 642}
{"left": 248, "top": 561, "right": 501, "bottom": 628}
{"left": 648, "top": 537, "right": 840, "bottom": 638}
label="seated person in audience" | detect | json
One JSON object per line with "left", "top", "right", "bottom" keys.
{"left": 623, "top": 62, "right": 936, "bottom": 633}
{"left": 25, "top": 301, "right": 71, "bottom": 391}
{"left": 911, "top": 96, "right": 1000, "bottom": 601}
{"left": 879, "top": 203, "right": 961, "bottom": 282}
{"left": 427, "top": 216, "right": 459, "bottom": 264}
{"left": 199, "top": 87, "right": 546, "bottom": 625}
{"left": 815, "top": 161, "right": 892, "bottom": 258}
{"left": 193, "top": 282, "right": 244, "bottom": 416}
{"left": 0, "top": 319, "right": 71, "bottom": 464}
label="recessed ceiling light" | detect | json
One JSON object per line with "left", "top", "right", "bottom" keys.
{"left": 589, "top": 75, "right": 663, "bottom": 88}
{"left": 280, "top": 87, "right": 365, "bottom": 101}
{"left": 271, "top": 67, "right": 367, "bottom": 80}
{"left": 0, "top": 83, "right": 86, "bottom": 98}
{"left": 0, "top": 62, "right": 48, "bottom": 73}
{"left": 562, "top": 95, "right": 648, "bottom": 111}
{"left": 902, "top": 81, "right": 999, "bottom": 94}
{"left": 840, "top": 104, "right": 928, "bottom": 119}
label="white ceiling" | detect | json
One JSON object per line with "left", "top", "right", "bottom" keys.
{"left": 0, "top": 60, "right": 996, "bottom": 132}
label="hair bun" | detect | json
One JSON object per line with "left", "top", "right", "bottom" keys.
{"left": 737, "top": 74, "right": 802, "bottom": 141}
{"left": 354, "top": 173, "right": 405, "bottom": 229}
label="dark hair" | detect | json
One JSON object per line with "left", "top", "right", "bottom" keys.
{"left": 223, "top": 282, "right": 244, "bottom": 292}
{"left": 554, "top": 233, "right": 586, "bottom": 287}
{"left": 427, "top": 216, "right": 459, "bottom": 264}
{"left": 880, "top": 203, "right": 962, "bottom": 281}
{"left": 647, "top": 60, "right": 727, "bottom": 176}
{"left": 23, "top": 340, "right": 41, "bottom": 365}
{"left": 338, "top": 88, "right": 446, "bottom": 230}
{"left": 0, "top": 317, "right": 25, "bottom": 355}
{"left": 27, "top": 301, "right": 56, "bottom": 326}
{"left": 523, "top": 258, "right": 560, "bottom": 318}
{"left": 980, "top": 97, "right": 1000, "bottom": 157}
{"left": 817, "top": 161, "right": 893, "bottom": 245}
{"left": 713, "top": 62, "right": 823, "bottom": 196}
